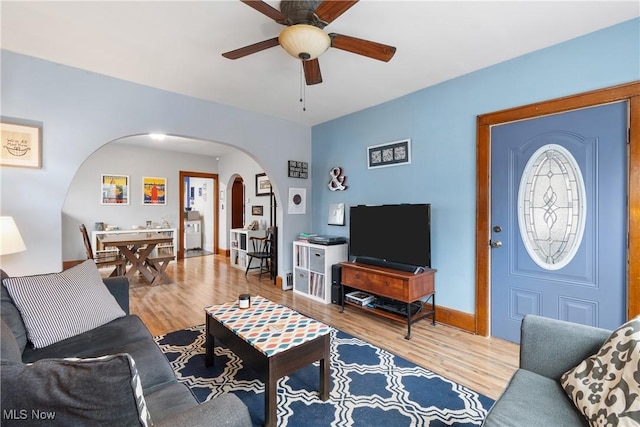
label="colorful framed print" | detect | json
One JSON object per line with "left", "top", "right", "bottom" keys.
{"left": 367, "top": 138, "right": 411, "bottom": 169}
{"left": 1, "top": 121, "right": 42, "bottom": 168}
{"left": 143, "top": 176, "right": 167, "bottom": 205}
{"left": 101, "top": 174, "right": 129, "bottom": 205}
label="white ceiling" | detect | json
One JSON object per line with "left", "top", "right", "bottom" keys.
{"left": 2, "top": 1, "right": 638, "bottom": 154}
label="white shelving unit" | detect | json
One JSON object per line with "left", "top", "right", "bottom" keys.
{"left": 91, "top": 228, "right": 177, "bottom": 259}
{"left": 229, "top": 228, "right": 265, "bottom": 270}
{"left": 293, "top": 241, "right": 348, "bottom": 304}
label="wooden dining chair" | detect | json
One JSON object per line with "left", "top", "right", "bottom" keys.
{"left": 245, "top": 227, "right": 274, "bottom": 280}
{"left": 79, "top": 224, "right": 126, "bottom": 277}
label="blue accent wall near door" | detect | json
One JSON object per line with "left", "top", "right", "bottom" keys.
{"left": 310, "top": 18, "right": 639, "bottom": 315}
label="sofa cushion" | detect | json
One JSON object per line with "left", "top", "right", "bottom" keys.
{"left": 1, "top": 353, "right": 151, "bottom": 426}
{"left": 0, "top": 320, "right": 22, "bottom": 363}
{"left": 0, "top": 270, "right": 28, "bottom": 352}
{"left": 22, "top": 315, "right": 178, "bottom": 393}
{"left": 2, "top": 260, "right": 125, "bottom": 348}
{"left": 483, "top": 369, "right": 587, "bottom": 427}
{"left": 560, "top": 316, "right": 640, "bottom": 427}
{"left": 153, "top": 393, "right": 251, "bottom": 427}
{"left": 144, "top": 381, "right": 198, "bottom": 421}
{"left": 21, "top": 315, "right": 150, "bottom": 361}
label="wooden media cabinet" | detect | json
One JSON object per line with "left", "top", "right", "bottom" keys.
{"left": 339, "top": 261, "right": 436, "bottom": 339}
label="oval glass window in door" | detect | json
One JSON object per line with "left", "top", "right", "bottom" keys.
{"left": 517, "top": 144, "right": 587, "bottom": 270}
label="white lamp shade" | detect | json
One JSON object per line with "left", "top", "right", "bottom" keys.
{"left": 0, "top": 217, "right": 27, "bottom": 255}
{"left": 279, "top": 24, "right": 330, "bottom": 60}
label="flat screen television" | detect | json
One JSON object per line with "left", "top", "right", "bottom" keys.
{"left": 349, "top": 204, "right": 431, "bottom": 271}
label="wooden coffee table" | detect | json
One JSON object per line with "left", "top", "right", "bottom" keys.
{"left": 204, "top": 296, "right": 331, "bottom": 427}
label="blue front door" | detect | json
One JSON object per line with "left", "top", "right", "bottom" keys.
{"left": 490, "top": 102, "right": 628, "bottom": 343}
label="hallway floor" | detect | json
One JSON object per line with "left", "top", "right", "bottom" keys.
{"left": 183, "top": 249, "right": 213, "bottom": 258}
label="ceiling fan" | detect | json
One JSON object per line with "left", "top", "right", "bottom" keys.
{"left": 222, "top": 0, "right": 396, "bottom": 85}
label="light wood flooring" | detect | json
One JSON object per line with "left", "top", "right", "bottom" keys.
{"left": 124, "top": 254, "right": 519, "bottom": 400}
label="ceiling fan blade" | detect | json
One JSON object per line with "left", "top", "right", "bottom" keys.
{"left": 240, "top": 0, "right": 287, "bottom": 23}
{"left": 314, "top": 0, "right": 358, "bottom": 24}
{"left": 330, "top": 33, "right": 396, "bottom": 62}
{"left": 303, "top": 59, "right": 323, "bottom": 85}
{"left": 222, "top": 37, "right": 280, "bottom": 60}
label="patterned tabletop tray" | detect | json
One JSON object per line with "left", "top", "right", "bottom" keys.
{"left": 205, "top": 295, "right": 332, "bottom": 357}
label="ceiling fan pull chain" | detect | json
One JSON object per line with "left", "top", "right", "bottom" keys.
{"left": 299, "top": 62, "right": 306, "bottom": 112}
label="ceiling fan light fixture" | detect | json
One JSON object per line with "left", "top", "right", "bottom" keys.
{"left": 279, "top": 24, "right": 330, "bottom": 60}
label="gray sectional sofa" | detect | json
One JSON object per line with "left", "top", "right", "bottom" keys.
{"left": 0, "top": 268, "right": 251, "bottom": 426}
{"left": 482, "top": 315, "right": 612, "bottom": 427}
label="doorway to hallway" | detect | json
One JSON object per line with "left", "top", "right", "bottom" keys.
{"left": 178, "top": 171, "right": 219, "bottom": 260}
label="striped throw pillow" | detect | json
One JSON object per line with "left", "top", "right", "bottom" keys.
{"left": 3, "top": 260, "right": 125, "bottom": 348}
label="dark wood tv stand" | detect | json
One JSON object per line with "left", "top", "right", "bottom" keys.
{"left": 339, "top": 261, "right": 436, "bottom": 339}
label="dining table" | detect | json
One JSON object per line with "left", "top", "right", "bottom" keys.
{"left": 98, "top": 232, "right": 174, "bottom": 285}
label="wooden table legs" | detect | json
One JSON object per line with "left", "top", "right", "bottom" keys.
{"left": 205, "top": 316, "right": 330, "bottom": 427}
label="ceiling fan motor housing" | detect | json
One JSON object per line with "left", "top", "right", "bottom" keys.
{"left": 280, "top": 0, "right": 324, "bottom": 26}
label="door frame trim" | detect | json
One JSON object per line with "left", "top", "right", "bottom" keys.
{"left": 178, "top": 171, "right": 219, "bottom": 260}
{"left": 475, "top": 81, "right": 640, "bottom": 336}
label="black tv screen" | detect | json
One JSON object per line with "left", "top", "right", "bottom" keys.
{"left": 349, "top": 204, "right": 431, "bottom": 268}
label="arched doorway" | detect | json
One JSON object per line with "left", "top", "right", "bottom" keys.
{"left": 231, "top": 177, "right": 245, "bottom": 229}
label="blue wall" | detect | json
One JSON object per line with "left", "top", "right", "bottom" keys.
{"left": 311, "top": 19, "right": 640, "bottom": 314}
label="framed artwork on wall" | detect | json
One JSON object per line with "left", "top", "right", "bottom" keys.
{"left": 256, "top": 173, "right": 271, "bottom": 196}
{"left": 142, "top": 176, "right": 167, "bottom": 205}
{"left": 288, "top": 188, "right": 306, "bottom": 215}
{"left": 101, "top": 174, "right": 129, "bottom": 205}
{"left": 252, "top": 205, "right": 263, "bottom": 216}
{"left": 0, "top": 121, "right": 42, "bottom": 168}
{"left": 367, "top": 138, "right": 411, "bottom": 169}
{"left": 288, "top": 160, "right": 308, "bottom": 178}
{"left": 328, "top": 203, "right": 345, "bottom": 225}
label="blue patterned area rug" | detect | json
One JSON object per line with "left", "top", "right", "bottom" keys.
{"left": 155, "top": 325, "right": 493, "bottom": 426}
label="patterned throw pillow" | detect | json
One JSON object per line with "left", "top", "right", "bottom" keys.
{"left": 2, "top": 260, "right": 125, "bottom": 348}
{"left": 560, "top": 316, "right": 640, "bottom": 427}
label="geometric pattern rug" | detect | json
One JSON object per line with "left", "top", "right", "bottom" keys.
{"left": 155, "top": 325, "right": 494, "bottom": 426}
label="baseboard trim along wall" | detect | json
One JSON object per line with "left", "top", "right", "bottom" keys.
{"left": 425, "top": 303, "right": 476, "bottom": 333}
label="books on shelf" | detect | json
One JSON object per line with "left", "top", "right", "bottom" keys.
{"left": 295, "top": 245, "right": 309, "bottom": 268}
{"left": 310, "top": 273, "right": 324, "bottom": 298}
{"left": 298, "top": 232, "right": 318, "bottom": 241}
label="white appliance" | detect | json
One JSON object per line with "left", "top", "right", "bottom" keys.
{"left": 184, "top": 219, "right": 202, "bottom": 250}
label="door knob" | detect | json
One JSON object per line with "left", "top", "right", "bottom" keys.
{"left": 490, "top": 240, "right": 502, "bottom": 248}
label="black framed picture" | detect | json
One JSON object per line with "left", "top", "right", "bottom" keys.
{"left": 288, "top": 160, "right": 308, "bottom": 178}
{"left": 255, "top": 173, "right": 271, "bottom": 196}
{"left": 252, "top": 205, "right": 263, "bottom": 216}
{"left": 368, "top": 139, "right": 411, "bottom": 169}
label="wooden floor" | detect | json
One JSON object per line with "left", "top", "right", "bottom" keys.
{"left": 124, "top": 254, "right": 519, "bottom": 400}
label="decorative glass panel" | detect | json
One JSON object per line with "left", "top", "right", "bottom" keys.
{"left": 518, "top": 144, "right": 586, "bottom": 270}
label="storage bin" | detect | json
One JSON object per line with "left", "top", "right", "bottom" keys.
{"left": 309, "top": 248, "right": 325, "bottom": 273}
